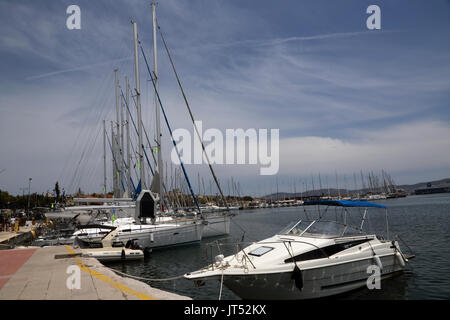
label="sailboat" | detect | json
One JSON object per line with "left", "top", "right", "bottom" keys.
{"left": 135, "top": 3, "right": 234, "bottom": 238}
{"left": 103, "top": 12, "right": 211, "bottom": 250}
{"left": 54, "top": 4, "right": 233, "bottom": 249}
{"left": 43, "top": 13, "right": 207, "bottom": 251}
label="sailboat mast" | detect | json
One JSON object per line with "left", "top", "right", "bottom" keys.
{"left": 114, "top": 69, "right": 122, "bottom": 197}
{"left": 120, "top": 79, "right": 125, "bottom": 196}
{"left": 111, "top": 121, "right": 116, "bottom": 195}
{"left": 103, "top": 119, "right": 107, "bottom": 198}
{"left": 125, "top": 76, "right": 131, "bottom": 197}
{"left": 115, "top": 69, "right": 120, "bottom": 137}
{"left": 132, "top": 21, "right": 145, "bottom": 189}
{"left": 152, "top": 2, "right": 164, "bottom": 209}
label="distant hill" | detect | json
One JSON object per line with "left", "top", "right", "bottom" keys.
{"left": 261, "top": 178, "right": 450, "bottom": 200}
{"left": 396, "top": 178, "right": 450, "bottom": 193}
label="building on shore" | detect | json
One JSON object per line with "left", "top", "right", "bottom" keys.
{"left": 415, "top": 182, "right": 450, "bottom": 195}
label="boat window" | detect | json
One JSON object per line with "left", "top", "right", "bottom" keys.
{"left": 279, "top": 221, "right": 302, "bottom": 235}
{"left": 280, "top": 220, "right": 363, "bottom": 238}
{"left": 284, "top": 239, "right": 370, "bottom": 263}
{"left": 248, "top": 246, "right": 274, "bottom": 257}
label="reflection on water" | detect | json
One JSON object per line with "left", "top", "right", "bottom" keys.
{"left": 106, "top": 193, "right": 450, "bottom": 300}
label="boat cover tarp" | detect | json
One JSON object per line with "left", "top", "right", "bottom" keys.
{"left": 303, "top": 199, "right": 387, "bottom": 209}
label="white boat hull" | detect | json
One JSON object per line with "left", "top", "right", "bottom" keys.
{"left": 186, "top": 232, "right": 408, "bottom": 300}
{"left": 172, "top": 213, "right": 232, "bottom": 238}
{"left": 219, "top": 253, "right": 404, "bottom": 300}
{"left": 202, "top": 215, "right": 231, "bottom": 238}
{"left": 115, "top": 222, "right": 204, "bottom": 250}
{"left": 82, "top": 248, "right": 144, "bottom": 262}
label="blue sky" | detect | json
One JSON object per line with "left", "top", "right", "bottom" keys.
{"left": 0, "top": 0, "right": 449, "bottom": 196}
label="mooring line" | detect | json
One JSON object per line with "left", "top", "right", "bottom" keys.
{"left": 98, "top": 265, "right": 186, "bottom": 282}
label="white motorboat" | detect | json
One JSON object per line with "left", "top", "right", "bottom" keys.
{"left": 78, "top": 223, "right": 144, "bottom": 262}
{"left": 82, "top": 247, "right": 144, "bottom": 262}
{"left": 185, "top": 200, "right": 413, "bottom": 300}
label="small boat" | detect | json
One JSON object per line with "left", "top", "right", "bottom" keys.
{"left": 82, "top": 247, "right": 144, "bottom": 262}
{"left": 76, "top": 224, "right": 145, "bottom": 262}
{"left": 185, "top": 200, "right": 412, "bottom": 300}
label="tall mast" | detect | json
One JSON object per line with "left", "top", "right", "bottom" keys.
{"left": 103, "top": 119, "right": 107, "bottom": 198}
{"left": 132, "top": 21, "right": 145, "bottom": 189}
{"left": 327, "top": 175, "right": 330, "bottom": 198}
{"left": 335, "top": 171, "right": 340, "bottom": 199}
{"left": 156, "top": 22, "right": 229, "bottom": 210}
{"left": 111, "top": 121, "right": 116, "bottom": 196}
{"left": 120, "top": 77, "right": 125, "bottom": 196}
{"left": 152, "top": 2, "right": 164, "bottom": 208}
{"left": 125, "top": 76, "right": 131, "bottom": 197}
{"left": 114, "top": 69, "right": 120, "bottom": 147}
{"left": 114, "top": 69, "right": 121, "bottom": 197}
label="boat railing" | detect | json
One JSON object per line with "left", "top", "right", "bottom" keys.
{"left": 281, "top": 219, "right": 371, "bottom": 239}
{"left": 202, "top": 236, "right": 332, "bottom": 272}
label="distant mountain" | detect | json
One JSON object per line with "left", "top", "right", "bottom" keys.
{"left": 261, "top": 178, "right": 450, "bottom": 200}
{"left": 396, "top": 178, "right": 450, "bottom": 193}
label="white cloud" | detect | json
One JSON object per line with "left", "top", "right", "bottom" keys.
{"left": 279, "top": 121, "right": 450, "bottom": 175}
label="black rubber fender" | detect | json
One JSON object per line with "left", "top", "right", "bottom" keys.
{"left": 292, "top": 265, "right": 303, "bottom": 291}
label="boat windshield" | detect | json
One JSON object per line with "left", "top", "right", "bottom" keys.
{"left": 280, "top": 220, "right": 363, "bottom": 238}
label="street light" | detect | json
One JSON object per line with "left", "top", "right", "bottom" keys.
{"left": 27, "top": 178, "right": 32, "bottom": 215}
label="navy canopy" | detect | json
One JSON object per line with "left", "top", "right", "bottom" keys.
{"left": 303, "top": 199, "right": 387, "bottom": 209}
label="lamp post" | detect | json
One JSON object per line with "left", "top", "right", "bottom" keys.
{"left": 27, "top": 178, "right": 32, "bottom": 215}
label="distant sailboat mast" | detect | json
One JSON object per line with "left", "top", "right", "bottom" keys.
{"left": 152, "top": 2, "right": 164, "bottom": 210}
{"left": 132, "top": 20, "right": 145, "bottom": 189}
{"left": 111, "top": 121, "right": 116, "bottom": 195}
{"left": 125, "top": 76, "right": 131, "bottom": 197}
{"left": 114, "top": 68, "right": 122, "bottom": 197}
{"left": 103, "top": 119, "right": 107, "bottom": 198}
{"left": 155, "top": 13, "right": 229, "bottom": 211}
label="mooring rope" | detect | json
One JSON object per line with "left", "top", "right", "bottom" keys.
{"left": 99, "top": 265, "right": 186, "bottom": 282}
{"left": 218, "top": 270, "right": 224, "bottom": 300}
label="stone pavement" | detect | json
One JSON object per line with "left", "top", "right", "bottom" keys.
{"left": 0, "top": 246, "right": 190, "bottom": 300}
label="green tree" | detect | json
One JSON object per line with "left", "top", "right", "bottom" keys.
{"left": 54, "top": 182, "right": 60, "bottom": 201}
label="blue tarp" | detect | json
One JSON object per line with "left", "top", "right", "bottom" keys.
{"left": 303, "top": 199, "right": 387, "bottom": 209}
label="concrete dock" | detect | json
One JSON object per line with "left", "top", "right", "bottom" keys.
{"left": 0, "top": 225, "right": 36, "bottom": 248}
{"left": 0, "top": 245, "right": 190, "bottom": 300}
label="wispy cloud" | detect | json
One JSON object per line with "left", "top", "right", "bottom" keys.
{"left": 25, "top": 56, "right": 133, "bottom": 80}
{"left": 182, "top": 30, "right": 400, "bottom": 52}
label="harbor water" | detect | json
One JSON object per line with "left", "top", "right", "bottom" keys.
{"left": 106, "top": 193, "right": 450, "bottom": 300}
